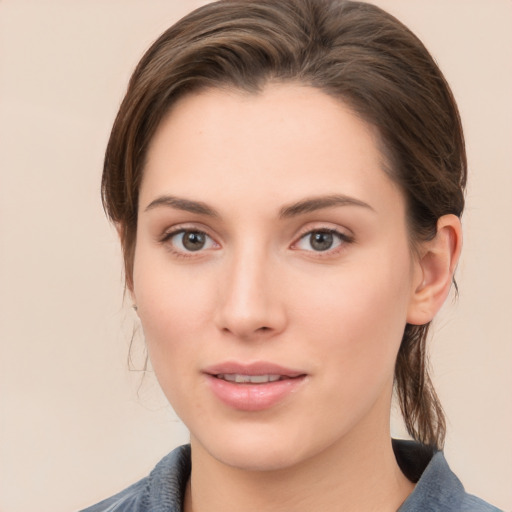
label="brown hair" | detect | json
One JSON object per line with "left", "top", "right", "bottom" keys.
{"left": 102, "top": 0, "right": 466, "bottom": 449}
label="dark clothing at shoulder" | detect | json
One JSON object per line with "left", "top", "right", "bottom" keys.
{"left": 392, "top": 440, "right": 501, "bottom": 511}
{"left": 79, "top": 441, "right": 502, "bottom": 512}
{"left": 79, "top": 445, "right": 191, "bottom": 512}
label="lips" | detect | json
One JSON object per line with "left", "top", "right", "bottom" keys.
{"left": 203, "top": 361, "right": 307, "bottom": 411}
{"left": 205, "top": 361, "right": 304, "bottom": 378}
{"left": 217, "top": 374, "right": 283, "bottom": 383}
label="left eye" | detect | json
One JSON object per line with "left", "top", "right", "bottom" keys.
{"left": 168, "top": 230, "right": 216, "bottom": 252}
{"left": 295, "top": 230, "right": 347, "bottom": 252}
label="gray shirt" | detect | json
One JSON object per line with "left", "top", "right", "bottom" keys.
{"left": 80, "top": 441, "right": 502, "bottom": 511}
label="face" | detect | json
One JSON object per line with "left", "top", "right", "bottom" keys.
{"left": 132, "top": 84, "right": 423, "bottom": 471}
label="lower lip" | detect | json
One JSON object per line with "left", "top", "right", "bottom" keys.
{"left": 205, "top": 375, "right": 306, "bottom": 411}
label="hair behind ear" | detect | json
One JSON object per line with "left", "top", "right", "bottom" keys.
{"left": 395, "top": 323, "right": 446, "bottom": 448}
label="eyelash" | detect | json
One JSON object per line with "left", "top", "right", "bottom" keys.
{"left": 292, "top": 228, "right": 354, "bottom": 255}
{"left": 159, "top": 225, "right": 354, "bottom": 258}
{"left": 159, "top": 226, "right": 218, "bottom": 258}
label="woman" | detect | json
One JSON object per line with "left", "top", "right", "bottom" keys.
{"left": 82, "top": 1, "right": 501, "bottom": 510}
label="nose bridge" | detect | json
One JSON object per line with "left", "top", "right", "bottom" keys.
{"left": 215, "top": 238, "right": 284, "bottom": 338}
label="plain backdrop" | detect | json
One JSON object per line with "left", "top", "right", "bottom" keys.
{"left": 0, "top": 1, "right": 511, "bottom": 511}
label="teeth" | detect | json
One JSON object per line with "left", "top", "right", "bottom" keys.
{"left": 219, "top": 374, "right": 282, "bottom": 384}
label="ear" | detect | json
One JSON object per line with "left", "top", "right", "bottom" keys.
{"left": 407, "top": 214, "right": 463, "bottom": 325}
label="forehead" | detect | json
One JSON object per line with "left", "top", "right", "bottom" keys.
{"left": 140, "top": 84, "right": 402, "bottom": 216}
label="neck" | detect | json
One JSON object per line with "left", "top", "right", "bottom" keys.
{"left": 184, "top": 423, "right": 414, "bottom": 512}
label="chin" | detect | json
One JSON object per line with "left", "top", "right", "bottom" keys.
{"left": 210, "top": 442, "right": 305, "bottom": 472}
{"left": 190, "top": 422, "right": 331, "bottom": 473}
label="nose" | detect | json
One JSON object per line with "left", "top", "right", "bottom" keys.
{"left": 214, "top": 246, "right": 287, "bottom": 340}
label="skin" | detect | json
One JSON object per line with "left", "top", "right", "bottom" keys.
{"left": 131, "top": 84, "right": 461, "bottom": 512}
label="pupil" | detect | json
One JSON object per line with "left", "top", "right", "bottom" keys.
{"left": 183, "top": 231, "right": 205, "bottom": 251}
{"left": 311, "top": 232, "right": 333, "bottom": 251}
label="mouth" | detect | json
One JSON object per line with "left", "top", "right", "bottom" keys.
{"left": 214, "top": 374, "right": 297, "bottom": 384}
{"left": 204, "top": 361, "right": 306, "bottom": 382}
{"left": 203, "top": 362, "right": 307, "bottom": 411}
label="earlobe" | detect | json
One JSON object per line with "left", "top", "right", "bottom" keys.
{"left": 407, "top": 214, "right": 463, "bottom": 326}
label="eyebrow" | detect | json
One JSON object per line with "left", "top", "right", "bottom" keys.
{"left": 279, "top": 194, "right": 375, "bottom": 218}
{"left": 144, "top": 193, "right": 374, "bottom": 218}
{"left": 144, "top": 195, "right": 219, "bottom": 217}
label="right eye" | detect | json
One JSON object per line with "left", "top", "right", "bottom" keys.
{"left": 163, "top": 229, "right": 217, "bottom": 254}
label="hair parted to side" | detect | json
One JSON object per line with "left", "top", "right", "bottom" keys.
{"left": 102, "top": 0, "right": 466, "bottom": 449}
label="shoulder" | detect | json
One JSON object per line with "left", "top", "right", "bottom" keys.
{"left": 394, "top": 440, "right": 503, "bottom": 512}
{"left": 460, "top": 493, "right": 504, "bottom": 512}
{"left": 78, "top": 478, "right": 148, "bottom": 512}
{"left": 78, "top": 444, "right": 191, "bottom": 512}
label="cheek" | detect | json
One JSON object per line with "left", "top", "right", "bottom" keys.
{"left": 133, "top": 272, "right": 212, "bottom": 415}
{"left": 290, "top": 250, "right": 414, "bottom": 383}
{"left": 132, "top": 250, "right": 214, "bottom": 376}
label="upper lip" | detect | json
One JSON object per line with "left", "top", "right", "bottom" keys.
{"left": 203, "top": 361, "right": 306, "bottom": 378}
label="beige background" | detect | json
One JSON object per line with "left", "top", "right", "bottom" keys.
{"left": 0, "top": 1, "right": 511, "bottom": 511}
